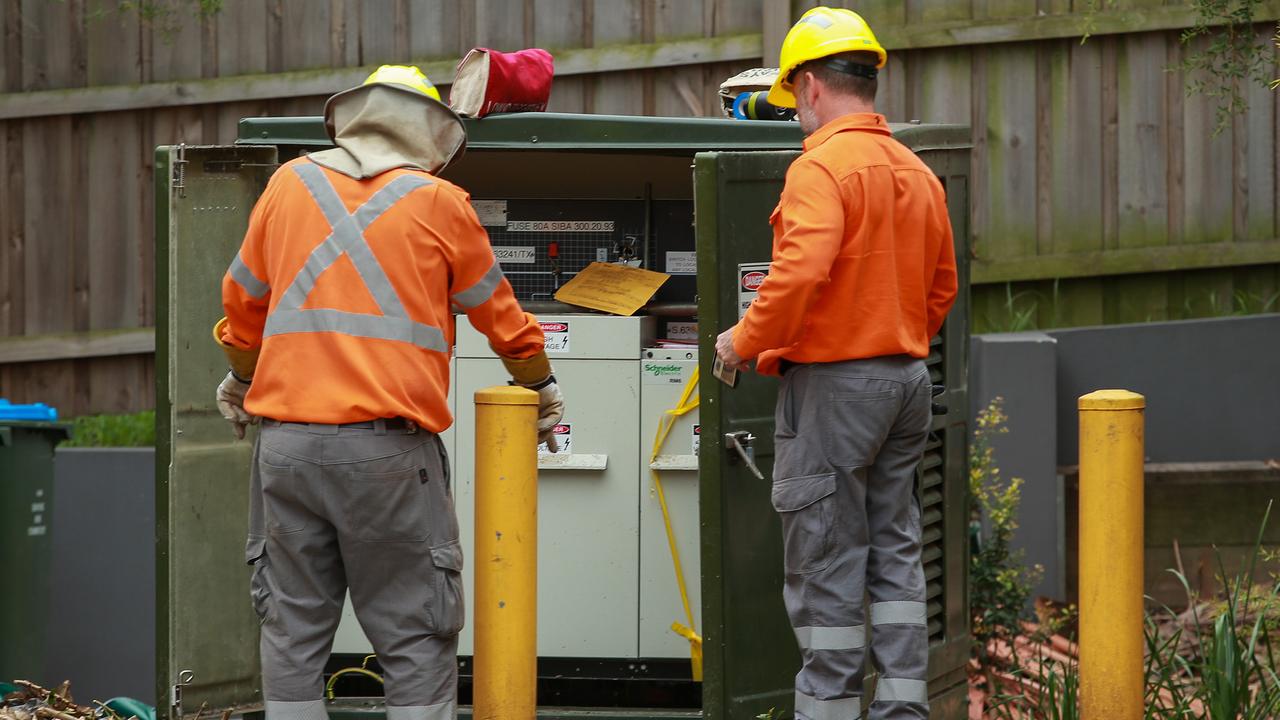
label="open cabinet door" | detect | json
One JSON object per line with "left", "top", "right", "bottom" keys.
{"left": 155, "top": 145, "right": 278, "bottom": 720}
{"left": 694, "top": 150, "right": 800, "bottom": 720}
{"left": 695, "top": 140, "right": 972, "bottom": 720}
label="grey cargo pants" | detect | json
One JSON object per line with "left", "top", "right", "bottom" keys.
{"left": 246, "top": 420, "right": 462, "bottom": 720}
{"left": 772, "top": 356, "right": 932, "bottom": 720}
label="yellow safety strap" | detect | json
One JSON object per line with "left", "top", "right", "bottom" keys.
{"left": 648, "top": 367, "right": 703, "bottom": 681}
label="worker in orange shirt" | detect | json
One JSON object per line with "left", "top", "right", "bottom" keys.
{"left": 715, "top": 9, "right": 958, "bottom": 720}
{"left": 213, "top": 65, "right": 563, "bottom": 720}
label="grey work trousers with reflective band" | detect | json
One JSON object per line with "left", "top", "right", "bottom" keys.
{"left": 246, "top": 421, "right": 462, "bottom": 720}
{"left": 772, "top": 355, "right": 933, "bottom": 720}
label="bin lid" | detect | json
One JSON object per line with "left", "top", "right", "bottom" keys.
{"left": 0, "top": 399, "right": 59, "bottom": 423}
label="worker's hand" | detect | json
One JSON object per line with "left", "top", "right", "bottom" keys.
{"left": 531, "top": 379, "right": 565, "bottom": 453}
{"left": 715, "top": 326, "right": 747, "bottom": 370}
{"left": 215, "top": 371, "right": 259, "bottom": 440}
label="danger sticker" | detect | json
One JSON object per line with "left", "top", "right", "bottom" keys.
{"left": 692, "top": 424, "right": 701, "bottom": 455}
{"left": 738, "top": 262, "right": 771, "bottom": 320}
{"left": 494, "top": 246, "right": 536, "bottom": 264}
{"left": 540, "top": 321, "right": 570, "bottom": 353}
{"left": 508, "top": 220, "right": 615, "bottom": 233}
{"left": 540, "top": 423, "right": 572, "bottom": 455}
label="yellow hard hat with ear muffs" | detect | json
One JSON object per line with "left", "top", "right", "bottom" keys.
{"left": 769, "top": 6, "right": 886, "bottom": 109}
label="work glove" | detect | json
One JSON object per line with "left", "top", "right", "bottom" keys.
{"left": 528, "top": 377, "right": 565, "bottom": 453}
{"left": 216, "top": 371, "right": 258, "bottom": 440}
{"left": 500, "top": 350, "right": 565, "bottom": 452}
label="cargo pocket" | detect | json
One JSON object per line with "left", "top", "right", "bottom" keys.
{"left": 347, "top": 463, "right": 432, "bottom": 543}
{"left": 427, "top": 540, "right": 465, "bottom": 636}
{"left": 246, "top": 536, "right": 274, "bottom": 626}
{"left": 772, "top": 473, "right": 837, "bottom": 574}
{"left": 822, "top": 386, "right": 899, "bottom": 467}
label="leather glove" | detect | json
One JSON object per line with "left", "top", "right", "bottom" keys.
{"left": 216, "top": 371, "right": 258, "bottom": 440}
{"left": 500, "top": 350, "right": 565, "bottom": 452}
{"left": 530, "top": 377, "right": 565, "bottom": 453}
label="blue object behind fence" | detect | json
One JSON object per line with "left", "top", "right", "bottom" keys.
{"left": 0, "top": 399, "right": 58, "bottom": 422}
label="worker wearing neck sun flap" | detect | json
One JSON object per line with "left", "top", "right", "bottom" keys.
{"left": 714, "top": 8, "right": 958, "bottom": 720}
{"left": 212, "top": 64, "right": 564, "bottom": 720}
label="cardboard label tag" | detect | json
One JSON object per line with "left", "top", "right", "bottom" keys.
{"left": 665, "top": 251, "right": 697, "bottom": 275}
{"left": 472, "top": 200, "right": 508, "bottom": 226}
{"left": 554, "top": 262, "right": 670, "bottom": 316}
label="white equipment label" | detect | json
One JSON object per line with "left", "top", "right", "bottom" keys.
{"left": 665, "top": 251, "right": 697, "bottom": 275}
{"left": 540, "top": 321, "right": 570, "bottom": 353}
{"left": 692, "top": 424, "right": 701, "bottom": 455}
{"left": 508, "top": 220, "right": 615, "bottom": 232}
{"left": 667, "top": 322, "right": 697, "bottom": 340}
{"left": 494, "top": 246, "right": 536, "bottom": 264}
{"left": 738, "top": 262, "right": 771, "bottom": 320}
{"left": 540, "top": 423, "right": 572, "bottom": 455}
{"left": 642, "top": 361, "right": 687, "bottom": 386}
{"left": 472, "top": 200, "right": 508, "bottom": 226}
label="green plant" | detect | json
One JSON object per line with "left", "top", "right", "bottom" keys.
{"left": 988, "top": 658, "right": 1080, "bottom": 720}
{"left": 61, "top": 411, "right": 156, "bottom": 447}
{"left": 1149, "top": 502, "right": 1280, "bottom": 719}
{"left": 969, "top": 398, "right": 1044, "bottom": 659}
{"left": 1079, "top": 0, "right": 1121, "bottom": 45}
{"left": 1178, "top": 0, "right": 1275, "bottom": 136}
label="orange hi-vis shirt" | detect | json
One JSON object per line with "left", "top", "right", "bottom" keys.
{"left": 220, "top": 157, "right": 544, "bottom": 432}
{"left": 732, "top": 113, "right": 958, "bottom": 376}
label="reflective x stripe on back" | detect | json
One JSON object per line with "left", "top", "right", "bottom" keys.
{"left": 264, "top": 162, "right": 448, "bottom": 353}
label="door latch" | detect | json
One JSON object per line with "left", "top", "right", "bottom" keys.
{"left": 170, "top": 669, "right": 194, "bottom": 719}
{"left": 724, "top": 430, "right": 765, "bottom": 480}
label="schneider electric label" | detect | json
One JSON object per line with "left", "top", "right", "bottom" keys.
{"left": 643, "top": 361, "right": 687, "bottom": 385}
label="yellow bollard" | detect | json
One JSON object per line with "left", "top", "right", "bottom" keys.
{"left": 473, "top": 386, "right": 539, "bottom": 720}
{"left": 1078, "top": 389, "right": 1145, "bottom": 720}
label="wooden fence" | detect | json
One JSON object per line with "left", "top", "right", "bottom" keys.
{"left": 1, "top": 0, "right": 1278, "bottom": 416}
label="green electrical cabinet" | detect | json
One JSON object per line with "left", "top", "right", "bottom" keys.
{"left": 0, "top": 421, "right": 71, "bottom": 684}
{"left": 157, "top": 113, "right": 969, "bottom": 720}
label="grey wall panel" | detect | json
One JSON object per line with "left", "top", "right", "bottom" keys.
{"left": 46, "top": 448, "right": 155, "bottom": 705}
{"left": 1048, "top": 315, "right": 1280, "bottom": 465}
{"left": 970, "top": 332, "right": 1062, "bottom": 602}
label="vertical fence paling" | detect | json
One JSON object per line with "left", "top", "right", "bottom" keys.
{"left": 1078, "top": 389, "right": 1146, "bottom": 720}
{"left": 473, "top": 386, "right": 539, "bottom": 720}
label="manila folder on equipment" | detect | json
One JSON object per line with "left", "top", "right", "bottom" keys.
{"left": 553, "top": 262, "right": 670, "bottom": 316}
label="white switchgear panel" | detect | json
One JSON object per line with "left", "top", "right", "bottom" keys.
{"left": 455, "top": 314, "right": 653, "bottom": 658}
{"left": 332, "top": 316, "right": 702, "bottom": 661}
{"left": 638, "top": 347, "right": 701, "bottom": 658}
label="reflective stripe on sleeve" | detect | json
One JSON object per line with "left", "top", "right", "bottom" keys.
{"left": 869, "top": 601, "right": 927, "bottom": 626}
{"left": 794, "top": 691, "right": 860, "bottom": 720}
{"left": 793, "top": 625, "right": 865, "bottom": 651}
{"left": 451, "top": 260, "right": 505, "bottom": 309}
{"left": 265, "top": 308, "right": 449, "bottom": 353}
{"left": 873, "top": 678, "right": 929, "bottom": 704}
{"left": 228, "top": 254, "right": 269, "bottom": 299}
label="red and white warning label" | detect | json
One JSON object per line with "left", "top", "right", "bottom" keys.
{"left": 540, "top": 321, "right": 570, "bottom": 353}
{"left": 738, "top": 262, "right": 770, "bottom": 320}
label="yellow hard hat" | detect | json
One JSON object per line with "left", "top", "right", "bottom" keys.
{"left": 363, "top": 64, "right": 442, "bottom": 102}
{"left": 768, "top": 6, "right": 886, "bottom": 108}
